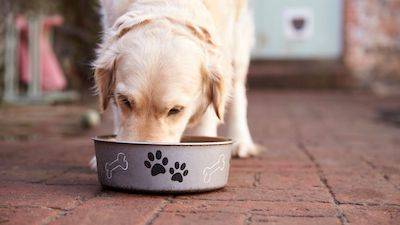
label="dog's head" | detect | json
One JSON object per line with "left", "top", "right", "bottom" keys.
{"left": 94, "top": 11, "right": 231, "bottom": 142}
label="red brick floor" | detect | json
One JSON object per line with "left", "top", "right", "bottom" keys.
{"left": 0, "top": 91, "right": 399, "bottom": 225}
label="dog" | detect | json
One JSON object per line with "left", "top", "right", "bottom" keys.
{"left": 90, "top": 0, "right": 260, "bottom": 170}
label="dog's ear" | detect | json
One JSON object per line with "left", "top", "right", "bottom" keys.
{"left": 93, "top": 50, "right": 118, "bottom": 112}
{"left": 94, "top": 66, "right": 116, "bottom": 112}
{"left": 202, "top": 61, "right": 231, "bottom": 122}
{"left": 209, "top": 67, "right": 226, "bottom": 121}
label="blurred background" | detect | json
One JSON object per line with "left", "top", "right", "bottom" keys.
{"left": 0, "top": 0, "right": 399, "bottom": 140}
{"left": 1, "top": 0, "right": 399, "bottom": 95}
{"left": 249, "top": 0, "right": 400, "bottom": 92}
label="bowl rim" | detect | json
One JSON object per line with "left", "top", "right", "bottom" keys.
{"left": 93, "top": 135, "right": 233, "bottom": 146}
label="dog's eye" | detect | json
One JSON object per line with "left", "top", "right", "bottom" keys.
{"left": 118, "top": 96, "right": 133, "bottom": 110}
{"left": 168, "top": 106, "right": 183, "bottom": 116}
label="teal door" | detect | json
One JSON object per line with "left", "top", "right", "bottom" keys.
{"left": 251, "top": 0, "right": 343, "bottom": 59}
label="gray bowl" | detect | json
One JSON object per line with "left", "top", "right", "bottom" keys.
{"left": 93, "top": 135, "right": 233, "bottom": 193}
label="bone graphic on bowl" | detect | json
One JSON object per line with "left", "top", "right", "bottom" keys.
{"left": 203, "top": 154, "right": 225, "bottom": 183}
{"left": 105, "top": 153, "right": 129, "bottom": 179}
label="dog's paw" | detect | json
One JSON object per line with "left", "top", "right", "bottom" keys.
{"left": 89, "top": 156, "right": 97, "bottom": 172}
{"left": 232, "top": 142, "right": 263, "bottom": 158}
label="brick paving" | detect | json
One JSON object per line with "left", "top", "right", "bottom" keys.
{"left": 0, "top": 91, "right": 399, "bottom": 225}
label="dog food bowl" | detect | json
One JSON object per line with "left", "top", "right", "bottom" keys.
{"left": 93, "top": 135, "right": 233, "bottom": 193}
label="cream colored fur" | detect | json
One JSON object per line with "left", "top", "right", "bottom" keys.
{"left": 90, "top": 0, "right": 260, "bottom": 170}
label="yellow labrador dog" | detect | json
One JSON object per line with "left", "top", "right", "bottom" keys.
{"left": 90, "top": 0, "right": 259, "bottom": 170}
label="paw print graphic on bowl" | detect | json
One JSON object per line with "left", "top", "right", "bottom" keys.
{"left": 144, "top": 150, "right": 168, "bottom": 176}
{"left": 169, "top": 162, "right": 189, "bottom": 183}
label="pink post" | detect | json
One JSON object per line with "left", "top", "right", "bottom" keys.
{"left": 16, "top": 15, "right": 67, "bottom": 92}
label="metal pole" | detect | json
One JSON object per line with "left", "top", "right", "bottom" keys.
{"left": 28, "top": 15, "right": 41, "bottom": 99}
{"left": 3, "top": 13, "right": 17, "bottom": 102}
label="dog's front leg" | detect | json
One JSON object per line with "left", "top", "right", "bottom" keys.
{"left": 226, "top": 9, "right": 261, "bottom": 158}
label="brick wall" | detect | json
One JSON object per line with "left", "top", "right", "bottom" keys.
{"left": 345, "top": 0, "right": 400, "bottom": 91}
